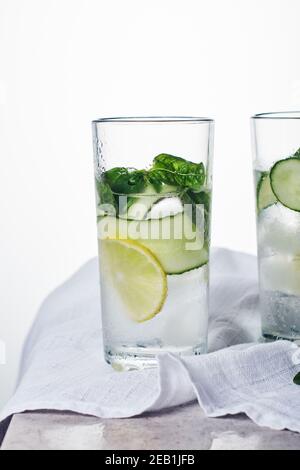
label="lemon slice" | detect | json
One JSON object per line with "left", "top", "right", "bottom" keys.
{"left": 101, "top": 239, "right": 167, "bottom": 322}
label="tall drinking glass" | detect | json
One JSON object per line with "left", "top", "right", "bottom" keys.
{"left": 252, "top": 112, "right": 300, "bottom": 342}
{"left": 92, "top": 117, "right": 214, "bottom": 369}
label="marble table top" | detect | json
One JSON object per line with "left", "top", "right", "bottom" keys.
{"left": 2, "top": 403, "right": 300, "bottom": 450}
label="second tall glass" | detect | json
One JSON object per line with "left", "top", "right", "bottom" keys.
{"left": 252, "top": 112, "right": 300, "bottom": 342}
{"left": 93, "top": 117, "right": 214, "bottom": 369}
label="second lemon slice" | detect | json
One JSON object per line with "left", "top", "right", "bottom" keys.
{"left": 100, "top": 239, "right": 167, "bottom": 323}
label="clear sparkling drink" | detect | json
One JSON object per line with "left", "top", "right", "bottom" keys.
{"left": 252, "top": 112, "right": 300, "bottom": 342}
{"left": 92, "top": 117, "right": 214, "bottom": 368}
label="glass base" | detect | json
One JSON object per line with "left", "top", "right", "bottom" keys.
{"left": 105, "top": 344, "right": 207, "bottom": 371}
{"left": 260, "top": 290, "right": 300, "bottom": 345}
{"left": 262, "top": 332, "right": 300, "bottom": 345}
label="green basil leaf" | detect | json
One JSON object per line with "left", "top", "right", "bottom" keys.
{"left": 181, "top": 190, "right": 211, "bottom": 240}
{"left": 186, "top": 190, "right": 210, "bottom": 207}
{"left": 294, "top": 373, "right": 300, "bottom": 385}
{"left": 153, "top": 154, "right": 205, "bottom": 192}
{"left": 103, "top": 167, "right": 147, "bottom": 194}
{"left": 95, "top": 179, "right": 116, "bottom": 207}
{"left": 147, "top": 169, "right": 163, "bottom": 193}
{"left": 294, "top": 148, "right": 300, "bottom": 159}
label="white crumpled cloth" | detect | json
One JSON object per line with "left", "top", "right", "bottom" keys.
{"left": 1, "top": 249, "right": 300, "bottom": 435}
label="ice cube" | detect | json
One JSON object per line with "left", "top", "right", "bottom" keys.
{"left": 148, "top": 197, "right": 183, "bottom": 219}
{"left": 260, "top": 254, "right": 300, "bottom": 296}
{"left": 258, "top": 203, "right": 300, "bottom": 256}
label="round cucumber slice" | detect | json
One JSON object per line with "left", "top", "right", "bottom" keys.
{"left": 270, "top": 158, "right": 300, "bottom": 212}
{"left": 98, "top": 212, "right": 207, "bottom": 275}
{"left": 257, "top": 172, "right": 277, "bottom": 212}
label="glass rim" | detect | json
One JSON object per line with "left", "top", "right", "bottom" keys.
{"left": 252, "top": 111, "right": 300, "bottom": 120}
{"left": 92, "top": 116, "right": 214, "bottom": 124}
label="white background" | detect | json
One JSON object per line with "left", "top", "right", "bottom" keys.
{"left": 0, "top": 0, "right": 300, "bottom": 410}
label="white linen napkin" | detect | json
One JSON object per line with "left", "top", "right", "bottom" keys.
{"left": 1, "top": 249, "right": 300, "bottom": 434}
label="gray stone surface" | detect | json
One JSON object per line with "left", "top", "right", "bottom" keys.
{"left": 1, "top": 403, "right": 300, "bottom": 450}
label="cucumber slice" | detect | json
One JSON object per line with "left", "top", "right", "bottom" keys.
{"left": 257, "top": 172, "right": 277, "bottom": 212}
{"left": 98, "top": 212, "right": 207, "bottom": 275}
{"left": 270, "top": 158, "right": 300, "bottom": 212}
{"left": 138, "top": 214, "right": 207, "bottom": 275}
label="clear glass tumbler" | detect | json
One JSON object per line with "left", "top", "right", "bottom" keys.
{"left": 252, "top": 112, "right": 300, "bottom": 342}
{"left": 92, "top": 117, "right": 214, "bottom": 369}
